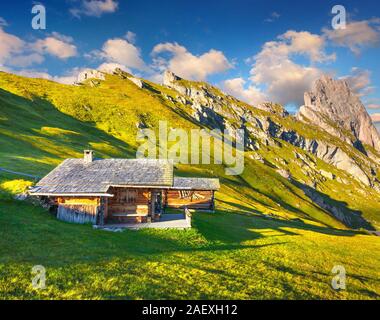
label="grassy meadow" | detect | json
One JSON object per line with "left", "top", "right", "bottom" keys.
{"left": 1, "top": 197, "right": 379, "bottom": 299}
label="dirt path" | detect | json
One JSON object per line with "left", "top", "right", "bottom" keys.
{"left": 0, "top": 167, "right": 40, "bottom": 179}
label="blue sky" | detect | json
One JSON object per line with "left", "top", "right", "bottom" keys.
{"left": 0, "top": 0, "right": 380, "bottom": 115}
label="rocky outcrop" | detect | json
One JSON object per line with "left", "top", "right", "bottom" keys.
{"left": 297, "top": 75, "right": 380, "bottom": 152}
{"left": 127, "top": 76, "right": 145, "bottom": 89}
{"left": 112, "top": 68, "right": 128, "bottom": 79}
{"left": 277, "top": 168, "right": 292, "bottom": 180}
{"left": 163, "top": 70, "right": 242, "bottom": 130}
{"left": 77, "top": 69, "right": 105, "bottom": 83}
{"left": 256, "top": 102, "right": 289, "bottom": 117}
{"left": 253, "top": 116, "right": 373, "bottom": 187}
{"left": 163, "top": 70, "right": 181, "bottom": 86}
{"left": 161, "top": 70, "right": 380, "bottom": 189}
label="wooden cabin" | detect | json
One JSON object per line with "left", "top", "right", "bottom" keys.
{"left": 29, "top": 150, "right": 220, "bottom": 225}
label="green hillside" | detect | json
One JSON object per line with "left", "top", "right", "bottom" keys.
{"left": 0, "top": 71, "right": 380, "bottom": 299}
{"left": 1, "top": 188, "right": 379, "bottom": 299}
{"left": 1, "top": 71, "right": 379, "bottom": 229}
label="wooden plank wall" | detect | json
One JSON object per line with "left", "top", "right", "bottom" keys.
{"left": 166, "top": 190, "right": 214, "bottom": 210}
{"left": 56, "top": 197, "right": 100, "bottom": 224}
{"left": 107, "top": 187, "right": 151, "bottom": 220}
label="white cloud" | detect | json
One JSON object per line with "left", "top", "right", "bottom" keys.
{"left": 15, "top": 69, "right": 52, "bottom": 80}
{"left": 0, "top": 27, "right": 78, "bottom": 70}
{"left": 70, "top": 0, "right": 119, "bottom": 18}
{"left": 247, "top": 30, "right": 332, "bottom": 105}
{"left": 0, "top": 66, "right": 55, "bottom": 82}
{"left": 147, "top": 72, "right": 165, "bottom": 84}
{"left": 1, "top": 67, "right": 81, "bottom": 85}
{"left": 49, "top": 32, "right": 74, "bottom": 43}
{"left": 0, "top": 27, "right": 46, "bottom": 68}
{"left": 52, "top": 67, "right": 89, "bottom": 84}
{"left": 35, "top": 32, "right": 77, "bottom": 59}
{"left": 10, "top": 53, "right": 45, "bottom": 68}
{"left": 97, "top": 38, "right": 148, "bottom": 71}
{"left": 0, "top": 17, "right": 8, "bottom": 27}
{"left": 265, "top": 12, "right": 280, "bottom": 23}
{"left": 7, "top": 67, "right": 95, "bottom": 85}
{"left": 365, "top": 97, "right": 380, "bottom": 110}
{"left": 83, "top": 32, "right": 148, "bottom": 74}
{"left": 0, "top": 27, "right": 25, "bottom": 65}
{"left": 212, "top": 30, "right": 337, "bottom": 106}
{"left": 279, "top": 30, "right": 336, "bottom": 63}
{"left": 341, "top": 68, "right": 374, "bottom": 97}
{"left": 0, "top": 26, "right": 79, "bottom": 85}
{"left": 98, "top": 62, "right": 131, "bottom": 73}
{"left": 151, "top": 42, "right": 232, "bottom": 81}
{"left": 125, "top": 31, "right": 136, "bottom": 44}
{"left": 370, "top": 113, "right": 380, "bottom": 123}
{"left": 222, "top": 77, "right": 267, "bottom": 105}
{"left": 323, "top": 19, "right": 380, "bottom": 55}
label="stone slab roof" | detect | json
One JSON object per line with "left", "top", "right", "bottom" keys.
{"left": 30, "top": 158, "right": 174, "bottom": 195}
{"left": 173, "top": 177, "right": 220, "bottom": 191}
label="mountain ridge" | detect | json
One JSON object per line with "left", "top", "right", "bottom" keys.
{"left": 161, "top": 69, "right": 380, "bottom": 189}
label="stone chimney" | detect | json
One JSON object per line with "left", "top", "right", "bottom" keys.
{"left": 84, "top": 150, "right": 94, "bottom": 164}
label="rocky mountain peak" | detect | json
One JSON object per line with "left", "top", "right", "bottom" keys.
{"left": 297, "top": 75, "right": 380, "bottom": 152}
{"left": 163, "top": 70, "right": 182, "bottom": 86}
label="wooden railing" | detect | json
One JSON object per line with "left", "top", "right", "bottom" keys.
{"left": 184, "top": 207, "right": 192, "bottom": 226}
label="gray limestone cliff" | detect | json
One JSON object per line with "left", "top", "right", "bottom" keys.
{"left": 297, "top": 75, "right": 380, "bottom": 153}
{"left": 162, "top": 70, "right": 380, "bottom": 190}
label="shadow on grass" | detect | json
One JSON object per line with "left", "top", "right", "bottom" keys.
{"left": 0, "top": 88, "right": 135, "bottom": 175}
{"left": 217, "top": 198, "right": 263, "bottom": 215}
{"left": 292, "top": 180, "right": 375, "bottom": 231}
{"left": 0, "top": 200, "right": 288, "bottom": 267}
{"left": 216, "top": 169, "right": 375, "bottom": 232}
{"left": 194, "top": 210, "right": 360, "bottom": 244}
